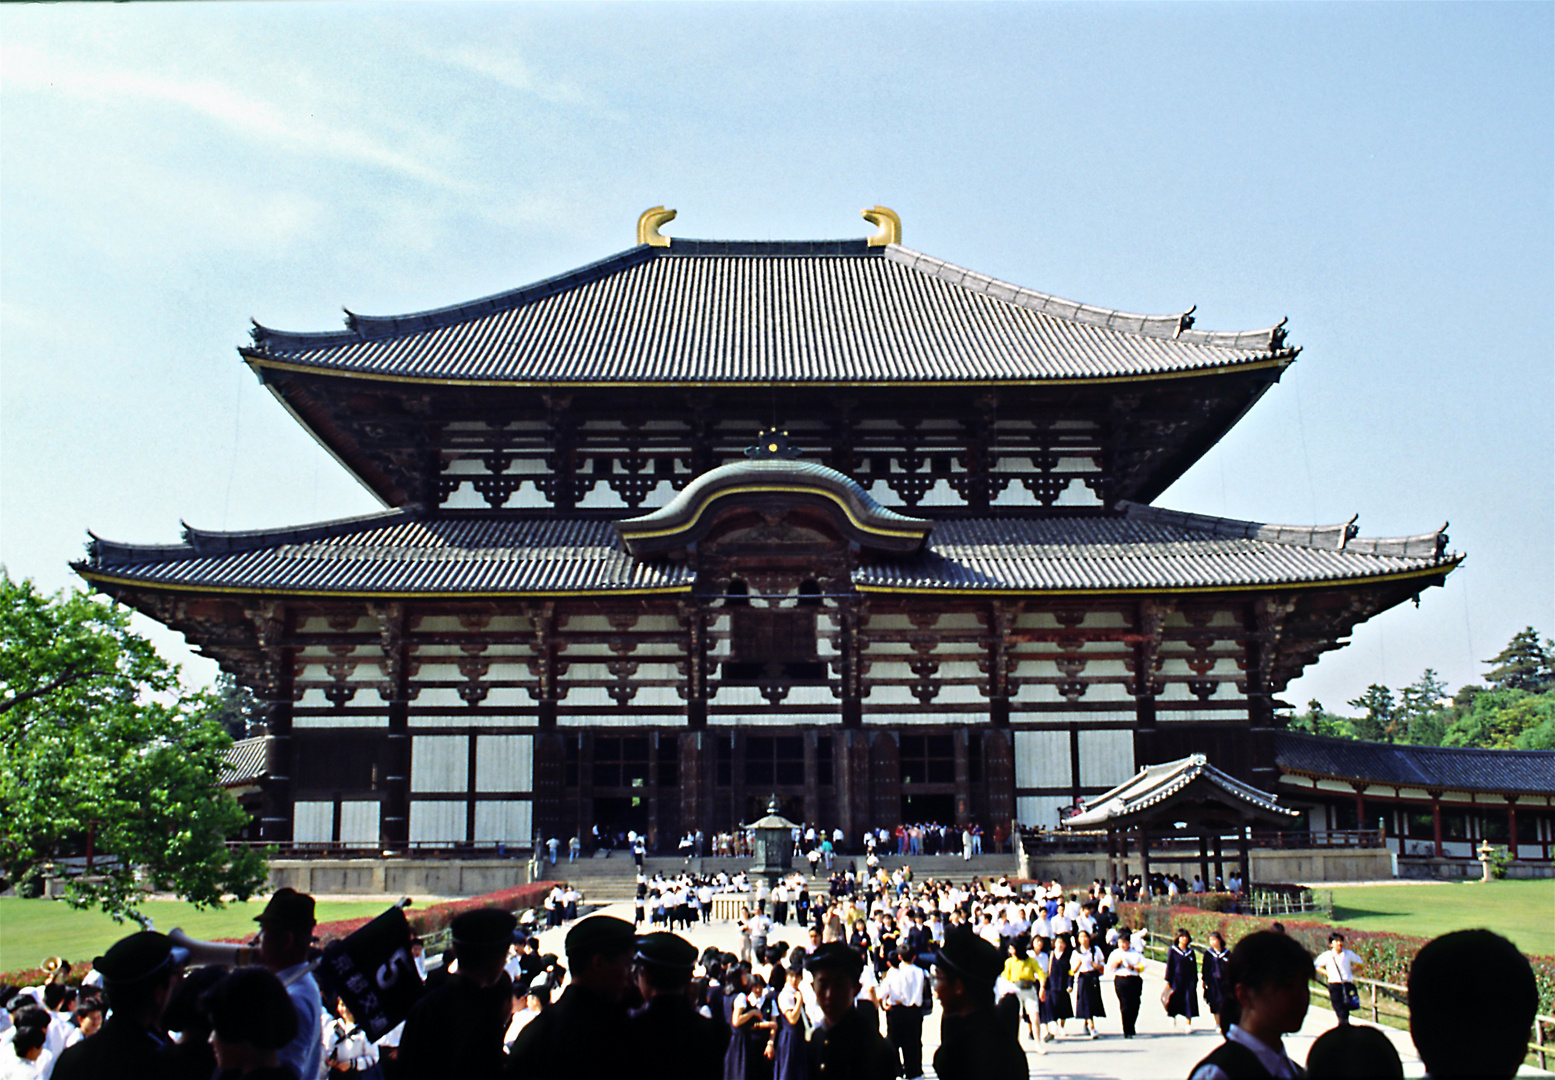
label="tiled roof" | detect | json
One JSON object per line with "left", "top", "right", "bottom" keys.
{"left": 1064, "top": 754, "right": 1298, "bottom": 828}
{"left": 77, "top": 504, "right": 1453, "bottom": 597}
{"left": 855, "top": 504, "right": 1454, "bottom": 593}
{"left": 243, "top": 241, "right": 1293, "bottom": 386}
{"left": 1275, "top": 732, "right": 1555, "bottom": 795}
{"left": 80, "top": 512, "right": 695, "bottom": 596}
{"left": 221, "top": 737, "right": 268, "bottom": 786}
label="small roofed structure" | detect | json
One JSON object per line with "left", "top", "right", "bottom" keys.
{"left": 1063, "top": 754, "right": 1300, "bottom": 892}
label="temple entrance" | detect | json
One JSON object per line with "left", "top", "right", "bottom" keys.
{"left": 901, "top": 793, "right": 956, "bottom": 826}
{"left": 592, "top": 795, "right": 649, "bottom": 844}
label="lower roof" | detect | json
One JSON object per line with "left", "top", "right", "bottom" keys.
{"left": 77, "top": 503, "right": 1456, "bottom": 599}
{"left": 1275, "top": 731, "right": 1555, "bottom": 796}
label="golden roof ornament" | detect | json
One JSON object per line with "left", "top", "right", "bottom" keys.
{"left": 862, "top": 205, "right": 901, "bottom": 247}
{"left": 637, "top": 206, "right": 676, "bottom": 247}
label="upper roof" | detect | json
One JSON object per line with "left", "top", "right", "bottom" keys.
{"left": 1063, "top": 753, "right": 1299, "bottom": 828}
{"left": 221, "top": 736, "right": 268, "bottom": 787}
{"left": 243, "top": 240, "right": 1296, "bottom": 386}
{"left": 77, "top": 502, "right": 1453, "bottom": 599}
{"left": 1275, "top": 731, "right": 1555, "bottom": 796}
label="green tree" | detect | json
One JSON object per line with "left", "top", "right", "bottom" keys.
{"left": 0, "top": 570, "right": 268, "bottom": 922}
{"left": 1282, "top": 699, "right": 1356, "bottom": 739}
{"left": 1398, "top": 669, "right": 1450, "bottom": 745}
{"left": 1483, "top": 627, "right": 1555, "bottom": 693}
{"left": 206, "top": 670, "right": 265, "bottom": 740}
{"left": 1440, "top": 687, "right": 1555, "bottom": 750}
{"left": 1347, "top": 684, "right": 1400, "bottom": 742}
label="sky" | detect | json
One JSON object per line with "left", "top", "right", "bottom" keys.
{"left": 2, "top": 2, "right": 1551, "bottom": 713}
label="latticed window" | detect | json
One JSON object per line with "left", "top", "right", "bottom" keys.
{"left": 593, "top": 736, "right": 650, "bottom": 789}
{"left": 724, "top": 609, "right": 824, "bottom": 683}
{"left": 899, "top": 734, "right": 955, "bottom": 785}
{"left": 745, "top": 735, "right": 806, "bottom": 786}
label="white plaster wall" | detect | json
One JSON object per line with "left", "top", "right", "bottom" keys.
{"left": 409, "top": 802, "right": 466, "bottom": 845}
{"left": 475, "top": 735, "right": 534, "bottom": 793}
{"left": 338, "top": 802, "right": 380, "bottom": 846}
{"left": 474, "top": 801, "right": 533, "bottom": 846}
{"left": 1014, "top": 730, "right": 1070, "bottom": 789}
{"left": 1078, "top": 729, "right": 1135, "bottom": 789}
{"left": 411, "top": 735, "right": 468, "bottom": 793}
{"left": 294, "top": 801, "right": 333, "bottom": 844}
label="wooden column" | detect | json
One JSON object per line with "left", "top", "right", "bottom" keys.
{"left": 647, "top": 735, "right": 661, "bottom": 848}
{"left": 802, "top": 729, "right": 820, "bottom": 828}
{"left": 840, "top": 602, "right": 863, "bottom": 729}
{"left": 1507, "top": 798, "right": 1519, "bottom": 861}
{"left": 1237, "top": 821, "right": 1252, "bottom": 892}
{"left": 259, "top": 646, "right": 295, "bottom": 848}
{"left": 731, "top": 729, "right": 748, "bottom": 828}
{"left": 1139, "top": 826, "right": 1151, "bottom": 896}
{"left": 953, "top": 727, "right": 971, "bottom": 827}
{"left": 1198, "top": 833, "right": 1211, "bottom": 889}
{"left": 577, "top": 733, "right": 594, "bottom": 844}
{"left": 1431, "top": 794, "right": 1444, "bottom": 858}
{"left": 679, "top": 732, "right": 706, "bottom": 837}
{"left": 1213, "top": 833, "right": 1225, "bottom": 888}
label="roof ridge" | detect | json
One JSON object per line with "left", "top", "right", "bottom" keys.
{"left": 248, "top": 245, "right": 659, "bottom": 351}
{"left": 1120, "top": 501, "right": 1452, "bottom": 560}
{"left": 87, "top": 507, "right": 419, "bottom": 566}
{"left": 884, "top": 246, "right": 1292, "bottom": 351}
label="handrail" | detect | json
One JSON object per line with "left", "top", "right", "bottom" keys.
{"left": 1139, "top": 942, "right": 1552, "bottom": 1070}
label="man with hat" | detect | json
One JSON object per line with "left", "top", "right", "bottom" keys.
{"left": 253, "top": 886, "right": 324, "bottom": 1080}
{"left": 397, "top": 907, "right": 517, "bottom": 1079}
{"left": 507, "top": 914, "right": 638, "bottom": 1079}
{"left": 804, "top": 942, "right": 897, "bottom": 1080}
{"left": 931, "top": 926, "right": 1027, "bottom": 1080}
{"left": 52, "top": 931, "right": 188, "bottom": 1080}
{"left": 625, "top": 931, "right": 729, "bottom": 1080}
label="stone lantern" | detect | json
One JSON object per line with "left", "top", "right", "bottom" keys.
{"left": 746, "top": 794, "right": 799, "bottom": 893}
{"left": 1476, "top": 839, "right": 1496, "bottom": 883}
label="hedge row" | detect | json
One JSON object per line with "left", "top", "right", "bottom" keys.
{"left": 1116, "top": 902, "right": 1555, "bottom": 1019}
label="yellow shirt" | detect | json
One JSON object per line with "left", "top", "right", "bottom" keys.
{"left": 1002, "top": 956, "right": 1045, "bottom": 986}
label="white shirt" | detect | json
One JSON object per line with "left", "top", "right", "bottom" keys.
{"left": 0, "top": 1044, "right": 53, "bottom": 1080}
{"left": 1188, "top": 1024, "right": 1300, "bottom": 1080}
{"left": 1316, "top": 948, "right": 1361, "bottom": 983}
{"left": 880, "top": 963, "right": 927, "bottom": 1009}
{"left": 1105, "top": 945, "right": 1144, "bottom": 977}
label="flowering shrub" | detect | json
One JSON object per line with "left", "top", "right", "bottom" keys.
{"left": 1115, "top": 903, "right": 1555, "bottom": 1019}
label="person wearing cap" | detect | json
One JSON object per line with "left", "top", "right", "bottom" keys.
{"left": 625, "top": 932, "right": 729, "bottom": 1080}
{"left": 507, "top": 914, "right": 637, "bottom": 1079}
{"left": 803, "top": 942, "right": 897, "bottom": 1080}
{"left": 931, "top": 926, "right": 1027, "bottom": 1080}
{"left": 397, "top": 907, "right": 517, "bottom": 1080}
{"left": 52, "top": 931, "right": 187, "bottom": 1080}
{"left": 253, "top": 886, "right": 324, "bottom": 1080}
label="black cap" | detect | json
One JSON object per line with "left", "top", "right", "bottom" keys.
{"left": 934, "top": 926, "right": 1002, "bottom": 986}
{"left": 253, "top": 887, "right": 316, "bottom": 933}
{"left": 451, "top": 908, "right": 518, "bottom": 950}
{"left": 564, "top": 916, "right": 637, "bottom": 962}
{"left": 635, "top": 932, "right": 697, "bottom": 972}
{"left": 94, "top": 932, "right": 190, "bottom": 985}
{"left": 805, "top": 942, "right": 864, "bottom": 978}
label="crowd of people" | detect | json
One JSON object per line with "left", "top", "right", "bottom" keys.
{"left": 543, "top": 820, "right": 1012, "bottom": 866}
{"left": 0, "top": 867, "right": 1541, "bottom": 1080}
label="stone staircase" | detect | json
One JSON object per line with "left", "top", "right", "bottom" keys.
{"left": 533, "top": 850, "right": 1020, "bottom": 903}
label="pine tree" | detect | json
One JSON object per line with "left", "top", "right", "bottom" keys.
{"left": 1484, "top": 627, "right": 1555, "bottom": 693}
{"left": 1348, "top": 684, "right": 1399, "bottom": 742}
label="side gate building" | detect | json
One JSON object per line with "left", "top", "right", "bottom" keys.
{"left": 78, "top": 210, "right": 1473, "bottom": 862}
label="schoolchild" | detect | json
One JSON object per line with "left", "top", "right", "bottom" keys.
{"left": 1188, "top": 930, "right": 1311, "bottom": 1080}
{"left": 1203, "top": 931, "right": 1233, "bottom": 1035}
{"left": 1164, "top": 928, "right": 1200, "bottom": 1032}
{"left": 1102, "top": 928, "right": 1144, "bottom": 1038}
{"left": 1313, "top": 932, "right": 1362, "bottom": 1027}
{"left": 1069, "top": 927, "right": 1106, "bottom": 1038}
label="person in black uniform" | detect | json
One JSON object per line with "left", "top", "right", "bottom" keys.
{"left": 397, "top": 908, "right": 517, "bottom": 1080}
{"left": 199, "top": 966, "right": 301, "bottom": 1080}
{"left": 507, "top": 914, "right": 638, "bottom": 1079}
{"left": 53, "top": 931, "right": 189, "bottom": 1080}
{"left": 626, "top": 931, "right": 730, "bottom": 1080}
{"left": 930, "top": 925, "right": 1027, "bottom": 1080}
{"left": 804, "top": 941, "right": 897, "bottom": 1080}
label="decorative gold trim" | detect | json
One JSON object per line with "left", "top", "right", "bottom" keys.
{"left": 618, "top": 483, "right": 928, "bottom": 542}
{"left": 854, "top": 562, "right": 1459, "bottom": 597}
{"left": 637, "top": 206, "right": 676, "bottom": 248}
{"left": 76, "top": 569, "right": 693, "bottom": 601}
{"left": 243, "top": 352, "right": 1292, "bottom": 391}
{"left": 862, "top": 206, "right": 901, "bottom": 247}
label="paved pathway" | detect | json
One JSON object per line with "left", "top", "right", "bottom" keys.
{"left": 518, "top": 902, "right": 1547, "bottom": 1079}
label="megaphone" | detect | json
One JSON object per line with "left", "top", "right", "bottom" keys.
{"left": 167, "top": 928, "right": 257, "bottom": 969}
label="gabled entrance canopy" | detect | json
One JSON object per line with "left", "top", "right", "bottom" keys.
{"left": 1062, "top": 754, "right": 1299, "bottom": 891}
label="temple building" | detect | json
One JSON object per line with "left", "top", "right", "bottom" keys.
{"left": 79, "top": 207, "right": 1472, "bottom": 860}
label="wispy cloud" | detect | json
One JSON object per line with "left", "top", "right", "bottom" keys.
{"left": 436, "top": 44, "right": 597, "bottom": 109}
{"left": 1, "top": 43, "right": 471, "bottom": 194}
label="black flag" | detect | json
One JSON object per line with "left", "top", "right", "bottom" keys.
{"left": 316, "top": 904, "right": 423, "bottom": 1041}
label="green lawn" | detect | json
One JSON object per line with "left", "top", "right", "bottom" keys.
{"left": 1325, "top": 879, "right": 1555, "bottom": 957}
{"left": 0, "top": 897, "right": 400, "bottom": 974}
